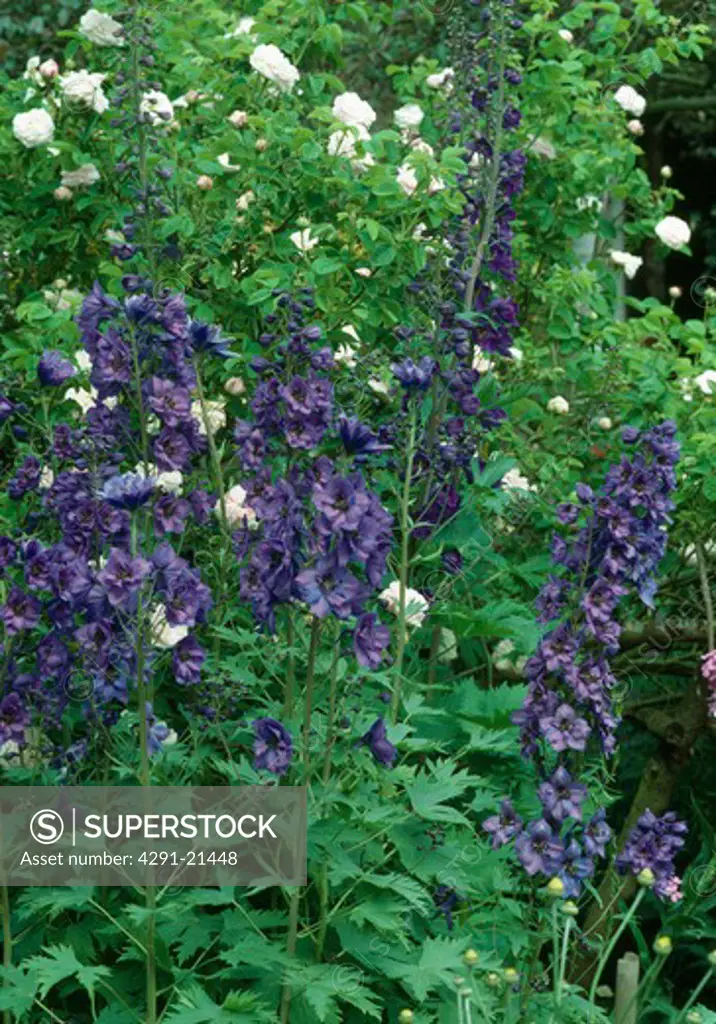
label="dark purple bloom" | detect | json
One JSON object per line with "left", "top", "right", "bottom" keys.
{"left": 253, "top": 717, "right": 293, "bottom": 775}
{"left": 38, "top": 350, "right": 76, "bottom": 386}
{"left": 173, "top": 635, "right": 205, "bottom": 685}
{"left": 0, "top": 692, "right": 30, "bottom": 746}
{"left": 101, "top": 472, "right": 155, "bottom": 510}
{"left": 154, "top": 494, "right": 191, "bottom": 536}
{"left": 313, "top": 474, "right": 371, "bottom": 532}
{"left": 540, "top": 703, "right": 591, "bottom": 752}
{"left": 338, "top": 416, "right": 390, "bottom": 460}
{"left": 188, "top": 489, "right": 217, "bottom": 524}
{"left": 616, "top": 809, "right": 687, "bottom": 900}
{"left": 359, "top": 718, "right": 397, "bottom": 766}
{"left": 584, "top": 809, "right": 612, "bottom": 858}
{"left": 189, "top": 320, "right": 236, "bottom": 359}
{"left": 433, "top": 885, "right": 460, "bottom": 930}
{"left": 1, "top": 587, "right": 41, "bottom": 634}
{"left": 557, "top": 839, "right": 594, "bottom": 898}
{"left": 0, "top": 395, "right": 14, "bottom": 421}
{"left": 98, "top": 548, "right": 152, "bottom": 608}
{"left": 0, "top": 537, "right": 17, "bottom": 571}
{"left": 515, "top": 819, "right": 563, "bottom": 876}
{"left": 148, "top": 377, "right": 192, "bottom": 426}
{"left": 392, "top": 356, "right": 438, "bottom": 390}
{"left": 483, "top": 799, "right": 523, "bottom": 849}
{"left": 8, "top": 457, "right": 42, "bottom": 500}
{"left": 538, "top": 766, "right": 588, "bottom": 822}
{"left": 353, "top": 613, "right": 390, "bottom": 669}
{"left": 295, "top": 559, "right": 368, "bottom": 619}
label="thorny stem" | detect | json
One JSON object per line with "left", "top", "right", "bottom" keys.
{"left": 390, "top": 404, "right": 419, "bottom": 724}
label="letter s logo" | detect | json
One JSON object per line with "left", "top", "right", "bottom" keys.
{"left": 30, "top": 809, "right": 65, "bottom": 845}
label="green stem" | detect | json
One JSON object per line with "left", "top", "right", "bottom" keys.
{"left": 302, "top": 618, "right": 322, "bottom": 784}
{"left": 673, "top": 967, "right": 715, "bottom": 1024}
{"left": 556, "top": 916, "right": 573, "bottom": 1007}
{"left": 279, "top": 889, "right": 300, "bottom": 1024}
{"left": 390, "top": 405, "right": 418, "bottom": 724}
{"left": 284, "top": 609, "right": 296, "bottom": 719}
{"left": 552, "top": 901, "right": 561, "bottom": 1004}
{"left": 321, "top": 639, "right": 341, "bottom": 786}
{"left": 588, "top": 889, "right": 645, "bottom": 1019}
{"left": 2, "top": 885, "right": 11, "bottom": 1024}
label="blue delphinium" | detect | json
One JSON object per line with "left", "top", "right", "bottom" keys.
{"left": 253, "top": 717, "right": 293, "bottom": 775}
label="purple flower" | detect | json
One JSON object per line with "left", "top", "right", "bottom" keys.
{"left": 294, "top": 559, "right": 368, "bottom": 619}
{"left": 101, "top": 472, "right": 155, "bottom": 510}
{"left": 556, "top": 839, "right": 594, "bottom": 898}
{"left": 359, "top": 718, "right": 397, "bottom": 766}
{"left": 616, "top": 809, "right": 687, "bottom": 900}
{"left": 253, "top": 717, "right": 293, "bottom": 775}
{"left": 189, "top": 320, "right": 236, "bottom": 359}
{"left": 38, "top": 350, "right": 76, "bottom": 386}
{"left": 146, "top": 703, "right": 174, "bottom": 756}
{"left": 338, "top": 416, "right": 390, "bottom": 460}
{"left": 584, "top": 809, "right": 612, "bottom": 858}
{"left": 148, "top": 377, "right": 192, "bottom": 426}
{"left": 539, "top": 703, "right": 591, "bottom": 752}
{"left": 353, "top": 613, "right": 390, "bottom": 669}
{"left": 538, "top": 767, "right": 588, "bottom": 822}
{"left": 0, "top": 692, "right": 30, "bottom": 746}
{"left": 433, "top": 885, "right": 460, "bottom": 931}
{"left": 98, "top": 548, "right": 152, "bottom": 608}
{"left": 392, "top": 356, "right": 438, "bottom": 390}
{"left": 154, "top": 494, "right": 191, "bottom": 536}
{"left": 483, "top": 799, "right": 523, "bottom": 849}
{"left": 515, "top": 819, "right": 563, "bottom": 876}
{"left": 173, "top": 635, "right": 205, "bottom": 684}
{"left": 312, "top": 474, "right": 371, "bottom": 532}
{"left": 8, "top": 457, "right": 42, "bottom": 500}
{"left": 1, "top": 587, "right": 41, "bottom": 634}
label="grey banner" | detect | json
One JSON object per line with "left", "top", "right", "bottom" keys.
{"left": 0, "top": 786, "right": 306, "bottom": 886}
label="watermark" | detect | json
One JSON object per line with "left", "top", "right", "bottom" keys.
{"left": 0, "top": 786, "right": 306, "bottom": 887}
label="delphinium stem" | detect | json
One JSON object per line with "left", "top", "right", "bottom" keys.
{"left": 321, "top": 638, "right": 341, "bottom": 786}
{"left": 284, "top": 608, "right": 296, "bottom": 718}
{"left": 390, "top": 405, "right": 419, "bottom": 724}
{"left": 2, "top": 884, "right": 11, "bottom": 1024}
{"left": 588, "top": 889, "right": 645, "bottom": 1021}
{"left": 673, "top": 965, "right": 715, "bottom": 1024}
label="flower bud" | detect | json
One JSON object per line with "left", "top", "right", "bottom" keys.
{"left": 39, "top": 59, "right": 59, "bottom": 79}
{"left": 229, "top": 110, "right": 249, "bottom": 128}
{"left": 627, "top": 119, "right": 644, "bottom": 136}
{"left": 224, "top": 377, "right": 246, "bottom": 396}
{"left": 546, "top": 876, "right": 565, "bottom": 897}
{"left": 660, "top": 165, "right": 673, "bottom": 179}
{"left": 54, "top": 186, "right": 73, "bottom": 202}
{"left": 453, "top": 976, "right": 465, "bottom": 987}
{"left": 708, "top": 948, "right": 716, "bottom": 967}
{"left": 398, "top": 1011, "right": 414, "bottom": 1024}
{"left": 597, "top": 416, "right": 612, "bottom": 430}
{"left": 486, "top": 972, "right": 501, "bottom": 988}
{"left": 638, "top": 868, "right": 655, "bottom": 888}
{"left": 196, "top": 175, "right": 213, "bottom": 191}
{"left": 668, "top": 286, "right": 682, "bottom": 299}
{"left": 562, "top": 901, "right": 579, "bottom": 917}
{"left": 653, "top": 935, "right": 672, "bottom": 956}
{"left": 255, "top": 137, "right": 269, "bottom": 152}
{"left": 463, "top": 949, "right": 479, "bottom": 967}
{"left": 504, "top": 967, "right": 519, "bottom": 983}
{"left": 686, "top": 1012, "right": 702, "bottom": 1024}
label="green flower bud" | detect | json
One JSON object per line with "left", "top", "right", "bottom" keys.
{"left": 486, "top": 972, "right": 501, "bottom": 988}
{"left": 546, "top": 876, "right": 565, "bottom": 897}
{"left": 637, "top": 868, "right": 655, "bottom": 888}
{"left": 463, "top": 949, "right": 479, "bottom": 967}
{"left": 653, "top": 935, "right": 672, "bottom": 956}
{"left": 562, "top": 901, "right": 579, "bottom": 917}
{"left": 398, "top": 1011, "right": 414, "bottom": 1024}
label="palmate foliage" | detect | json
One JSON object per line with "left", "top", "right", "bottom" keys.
{"left": 0, "top": 0, "right": 715, "bottom": 1022}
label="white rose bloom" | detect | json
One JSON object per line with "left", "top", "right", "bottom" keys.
{"left": 473, "top": 352, "right": 494, "bottom": 373}
{"left": 12, "top": 108, "right": 55, "bottom": 148}
{"left": 428, "top": 175, "right": 445, "bottom": 195}
{"left": 39, "top": 466, "right": 55, "bottom": 490}
{"left": 39, "top": 59, "right": 60, "bottom": 80}
{"left": 627, "top": 118, "right": 644, "bottom": 136}
{"left": 410, "top": 138, "right": 434, "bottom": 157}
{"left": 501, "top": 467, "right": 537, "bottom": 493}
{"left": 134, "top": 463, "right": 183, "bottom": 494}
{"left": 224, "top": 376, "right": 246, "bottom": 396}
{"left": 332, "top": 91, "right": 376, "bottom": 129}
{"left": 192, "top": 399, "right": 226, "bottom": 436}
{"left": 425, "top": 67, "right": 454, "bottom": 91}
{"left": 54, "top": 186, "right": 73, "bottom": 201}
{"left": 228, "top": 109, "right": 249, "bottom": 128}
{"left": 547, "top": 395, "right": 570, "bottom": 415}
{"left": 379, "top": 581, "right": 429, "bottom": 628}
{"left": 222, "top": 484, "right": 258, "bottom": 528}
{"left": 79, "top": 9, "right": 124, "bottom": 46}
{"left": 397, "top": 163, "right": 419, "bottom": 195}
{"left": 24, "top": 56, "right": 44, "bottom": 87}
{"left": 597, "top": 416, "right": 613, "bottom": 430}
{"left": 394, "top": 103, "right": 424, "bottom": 129}
{"left": 65, "top": 386, "right": 98, "bottom": 414}
{"left": 60, "top": 70, "right": 108, "bottom": 113}
{"left": 327, "top": 124, "right": 369, "bottom": 158}
{"left": 236, "top": 190, "right": 255, "bottom": 211}
{"left": 140, "top": 90, "right": 174, "bottom": 125}
{"left": 249, "top": 44, "right": 300, "bottom": 93}
{"left": 660, "top": 165, "right": 673, "bottom": 179}
{"left": 150, "top": 605, "right": 189, "bottom": 649}
{"left": 225, "top": 16, "right": 256, "bottom": 37}
{"left": 290, "top": 228, "right": 319, "bottom": 252}
{"left": 694, "top": 370, "right": 716, "bottom": 395}
{"left": 61, "top": 163, "right": 100, "bottom": 188}
{"left": 355, "top": 266, "right": 372, "bottom": 278}
{"left": 558, "top": 28, "right": 574, "bottom": 42}
{"left": 610, "top": 250, "right": 643, "bottom": 279}
{"left": 614, "top": 85, "right": 646, "bottom": 117}
{"left": 655, "top": 216, "right": 691, "bottom": 249}
{"left": 334, "top": 343, "right": 357, "bottom": 368}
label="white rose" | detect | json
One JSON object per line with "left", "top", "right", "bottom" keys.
{"left": 610, "top": 250, "right": 643, "bottom": 280}
{"left": 532, "top": 137, "right": 556, "bottom": 159}
{"left": 614, "top": 85, "right": 646, "bottom": 117}
{"left": 228, "top": 109, "right": 249, "bottom": 128}
{"left": 379, "top": 581, "right": 429, "bottom": 628}
{"left": 327, "top": 123, "right": 369, "bottom": 158}
{"left": 397, "top": 163, "right": 418, "bottom": 195}
{"left": 576, "top": 194, "right": 602, "bottom": 212}
{"left": 54, "top": 186, "right": 73, "bottom": 201}
{"left": 12, "top": 108, "right": 55, "bottom": 148}
{"left": 547, "top": 395, "right": 570, "bottom": 415}
{"left": 332, "top": 91, "right": 376, "bottom": 129}
{"left": 425, "top": 67, "right": 454, "bottom": 91}
{"left": 61, "top": 163, "right": 100, "bottom": 188}
{"left": 40, "top": 466, "right": 55, "bottom": 490}
{"left": 694, "top": 370, "right": 716, "bottom": 395}
{"left": 627, "top": 119, "right": 644, "bottom": 136}
{"left": 196, "top": 175, "right": 213, "bottom": 191}
{"left": 334, "top": 343, "right": 357, "bottom": 368}
{"left": 290, "top": 228, "right": 319, "bottom": 252}
{"left": 501, "top": 468, "right": 537, "bottom": 493}
{"left": 150, "top": 605, "right": 189, "bottom": 649}
{"left": 39, "top": 59, "right": 59, "bottom": 80}
{"left": 192, "top": 399, "right": 226, "bottom": 436}
{"left": 410, "top": 137, "right": 434, "bottom": 157}
{"left": 236, "top": 190, "right": 255, "bottom": 211}
{"left": 597, "top": 416, "right": 613, "bottom": 430}
{"left": 24, "top": 56, "right": 43, "bottom": 87}
{"left": 225, "top": 376, "right": 246, "bottom": 396}
{"left": 655, "top": 216, "right": 691, "bottom": 250}
{"left": 249, "top": 44, "right": 300, "bottom": 93}
{"left": 355, "top": 267, "right": 372, "bottom": 278}
{"left": 558, "top": 28, "right": 574, "bottom": 42}
{"left": 394, "top": 103, "right": 424, "bottom": 129}
{"left": 222, "top": 484, "right": 258, "bottom": 528}
{"left": 79, "top": 9, "right": 124, "bottom": 46}
{"left": 60, "top": 70, "right": 108, "bottom": 114}
{"left": 134, "top": 463, "right": 183, "bottom": 494}
{"left": 473, "top": 352, "right": 494, "bottom": 373}
{"left": 140, "top": 90, "right": 174, "bottom": 125}
{"left": 509, "top": 346, "right": 523, "bottom": 362}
